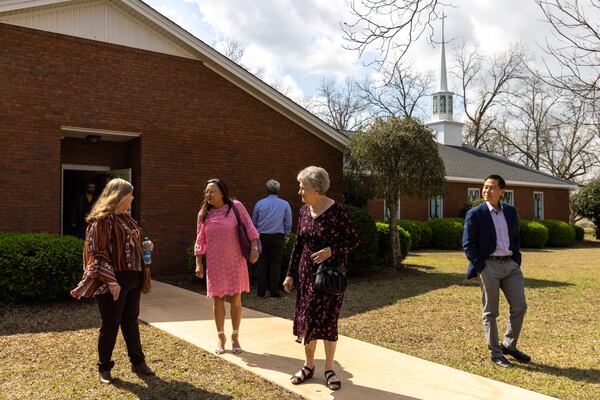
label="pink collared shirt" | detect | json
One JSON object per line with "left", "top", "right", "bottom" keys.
{"left": 486, "top": 201, "right": 512, "bottom": 257}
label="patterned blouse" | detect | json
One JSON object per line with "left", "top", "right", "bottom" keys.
{"left": 71, "top": 213, "right": 145, "bottom": 298}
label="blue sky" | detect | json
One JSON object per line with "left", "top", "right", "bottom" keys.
{"left": 144, "top": 0, "right": 555, "bottom": 102}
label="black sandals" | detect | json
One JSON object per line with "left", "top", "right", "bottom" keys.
{"left": 290, "top": 365, "right": 314, "bottom": 384}
{"left": 324, "top": 370, "right": 341, "bottom": 390}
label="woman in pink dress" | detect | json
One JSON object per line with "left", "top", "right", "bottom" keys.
{"left": 194, "top": 179, "right": 259, "bottom": 354}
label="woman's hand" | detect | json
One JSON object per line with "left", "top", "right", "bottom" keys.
{"left": 283, "top": 276, "right": 294, "bottom": 293}
{"left": 108, "top": 282, "right": 121, "bottom": 301}
{"left": 311, "top": 247, "right": 332, "bottom": 264}
{"left": 249, "top": 248, "right": 259, "bottom": 264}
{"left": 195, "top": 262, "right": 204, "bottom": 278}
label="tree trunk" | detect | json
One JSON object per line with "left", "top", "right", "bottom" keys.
{"left": 388, "top": 196, "right": 402, "bottom": 269}
{"left": 595, "top": 217, "right": 600, "bottom": 240}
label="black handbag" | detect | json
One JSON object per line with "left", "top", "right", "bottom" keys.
{"left": 231, "top": 204, "right": 261, "bottom": 259}
{"left": 313, "top": 261, "right": 347, "bottom": 295}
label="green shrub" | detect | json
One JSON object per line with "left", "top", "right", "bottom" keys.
{"left": 0, "top": 233, "right": 83, "bottom": 302}
{"left": 397, "top": 220, "right": 432, "bottom": 248}
{"left": 375, "top": 222, "right": 411, "bottom": 265}
{"left": 428, "top": 218, "right": 464, "bottom": 249}
{"left": 459, "top": 199, "right": 485, "bottom": 218}
{"left": 519, "top": 220, "right": 549, "bottom": 248}
{"left": 541, "top": 220, "right": 576, "bottom": 247}
{"left": 573, "top": 225, "right": 585, "bottom": 241}
{"left": 341, "top": 204, "right": 379, "bottom": 273}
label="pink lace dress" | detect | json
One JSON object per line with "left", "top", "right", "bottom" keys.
{"left": 194, "top": 200, "right": 259, "bottom": 297}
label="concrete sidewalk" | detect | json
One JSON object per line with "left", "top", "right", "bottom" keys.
{"left": 139, "top": 280, "right": 556, "bottom": 400}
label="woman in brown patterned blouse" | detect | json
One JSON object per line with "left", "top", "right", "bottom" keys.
{"left": 283, "top": 166, "right": 359, "bottom": 391}
{"left": 71, "top": 178, "right": 154, "bottom": 384}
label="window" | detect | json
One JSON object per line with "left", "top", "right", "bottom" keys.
{"left": 534, "top": 192, "right": 544, "bottom": 220}
{"left": 433, "top": 95, "right": 438, "bottom": 113}
{"left": 384, "top": 199, "right": 401, "bottom": 221}
{"left": 448, "top": 95, "right": 453, "bottom": 113}
{"left": 429, "top": 196, "right": 443, "bottom": 219}
{"left": 503, "top": 190, "right": 514, "bottom": 206}
{"left": 467, "top": 188, "right": 481, "bottom": 203}
{"left": 440, "top": 95, "right": 446, "bottom": 113}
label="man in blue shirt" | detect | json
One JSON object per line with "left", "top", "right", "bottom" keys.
{"left": 252, "top": 179, "right": 292, "bottom": 298}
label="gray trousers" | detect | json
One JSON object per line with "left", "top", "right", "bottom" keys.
{"left": 477, "top": 259, "right": 527, "bottom": 357}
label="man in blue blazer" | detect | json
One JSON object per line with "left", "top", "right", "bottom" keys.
{"left": 462, "top": 175, "right": 530, "bottom": 368}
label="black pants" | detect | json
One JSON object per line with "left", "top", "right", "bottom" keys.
{"left": 95, "top": 271, "right": 145, "bottom": 371}
{"left": 257, "top": 233, "right": 286, "bottom": 297}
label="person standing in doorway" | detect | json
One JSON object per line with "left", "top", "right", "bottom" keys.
{"left": 462, "top": 174, "right": 530, "bottom": 368}
{"left": 72, "top": 181, "right": 98, "bottom": 239}
{"left": 252, "top": 179, "right": 292, "bottom": 298}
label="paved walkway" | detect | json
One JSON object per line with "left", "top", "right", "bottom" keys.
{"left": 139, "top": 280, "right": 556, "bottom": 400}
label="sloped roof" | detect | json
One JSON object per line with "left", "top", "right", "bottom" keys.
{"left": 439, "top": 144, "right": 577, "bottom": 189}
{"left": 0, "top": 0, "right": 348, "bottom": 151}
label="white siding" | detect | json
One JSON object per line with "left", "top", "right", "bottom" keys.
{"left": 0, "top": 0, "right": 197, "bottom": 59}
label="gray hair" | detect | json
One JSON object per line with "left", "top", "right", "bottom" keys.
{"left": 266, "top": 179, "right": 281, "bottom": 194}
{"left": 297, "top": 166, "right": 330, "bottom": 194}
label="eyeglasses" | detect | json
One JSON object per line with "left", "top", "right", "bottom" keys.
{"left": 207, "top": 178, "right": 220, "bottom": 183}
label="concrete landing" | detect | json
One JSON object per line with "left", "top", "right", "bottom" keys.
{"left": 139, "top": 280, "right": 556, "bottom": 400}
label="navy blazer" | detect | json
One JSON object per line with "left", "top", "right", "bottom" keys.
{"left": 462, "top": 202, "right": 521, "bottom": 279}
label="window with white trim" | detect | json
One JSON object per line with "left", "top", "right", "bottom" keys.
{"left": 384, "top": 199, "right": 401, "bottom": 221}
{"left": 429, "top": 196, "right": 443, "bottom": 219}
{"left": 503, "top": 190, "right": 514, "bottom": 206}
{"left": 467, "top": 188, "right": 481, "bottom": 203}
{"left": 534, "top": 192, "right": 544, "bottom": 220}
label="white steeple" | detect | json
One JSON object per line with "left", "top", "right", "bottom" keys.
{"left": 426, "top": 13, "right": 463, "bottom": 147}
{"left": 439, "top": 14, "right": 448, "bottom": 92}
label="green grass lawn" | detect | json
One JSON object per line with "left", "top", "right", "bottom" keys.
{"left": 239, "top": 243, "right": 600, "bottom": 400}
{"left": 0, "top": 301, "right": 302, "bottom": 400}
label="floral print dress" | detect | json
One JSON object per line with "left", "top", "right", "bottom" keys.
{"left": 287, "top": 203, "right": 359, "bottom": 344}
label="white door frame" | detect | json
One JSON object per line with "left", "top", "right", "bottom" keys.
{"left": 61, "top": 164, "right": 110, "bottom": 235}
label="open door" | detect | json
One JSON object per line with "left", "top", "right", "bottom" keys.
{"left": 107, "top": 168, "right": 132, "bottom": 183}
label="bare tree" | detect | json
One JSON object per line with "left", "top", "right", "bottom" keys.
{"left": 358, "top": 62, "right": 434, "bottom": 119}
{"left": 218, "top": 37, "right": 245, "bottom": 63}
{"left": 454, "top": 43, "right": 527, "bottom": 149}
{"left": 536, "top": 0, "right": 600, "bottom": 97}
{"left": 541, "top": 98, "right": 600, "bottom": 181}
{"left": 342, "top": 0, "right": 449, "bottom": 75}
{"left": 310, "top": 78, "right": 368, "bottom": 131}
{"left": 501, "top": 75, "right": 561, "bottom": 170}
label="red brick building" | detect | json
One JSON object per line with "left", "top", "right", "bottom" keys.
{"left": 0, "top": 0, "right": 348, "bottom": 273}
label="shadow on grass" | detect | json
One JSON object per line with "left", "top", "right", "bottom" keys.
{"left": 114, "top": 375, "right": 232, "bottom": 400}
{"left": 518, "top": 362, "right": 600, "bottom": 385}
{"left": 338, "top": 267, "right": 574, "bottom": 318}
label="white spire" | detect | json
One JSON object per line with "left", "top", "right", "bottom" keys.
{"left": 439, "top": 13, "right": 448, "bottom": 91}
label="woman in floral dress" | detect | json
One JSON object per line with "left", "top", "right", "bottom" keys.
{"left": 195, "top": 179, "right": 259, "bottom": 354}
{"left": 283, "top": 166, "right": 359, "bottom": 391}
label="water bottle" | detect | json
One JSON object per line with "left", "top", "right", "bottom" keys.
{"left": 142, "top": 237, "right": 152, "bottom": 265}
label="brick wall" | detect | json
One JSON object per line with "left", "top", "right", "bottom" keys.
{"left": 0, "top": 23, "right": 343, "bottom": 273}
{"left": 367, "top": 182, "right": 571, "bottom": 222}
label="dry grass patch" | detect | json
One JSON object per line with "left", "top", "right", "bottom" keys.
{"left": 0, "top": 301, "right": 302, "bottom": 400}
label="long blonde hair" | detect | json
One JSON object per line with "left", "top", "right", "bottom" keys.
{"left": 86, "top": 178, "right": 133, "bottom": 222}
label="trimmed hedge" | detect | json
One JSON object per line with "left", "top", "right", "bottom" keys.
{"left": 341, "top": 205, "right": 379, "bottom": 274}
{"left": 0, "top": 233, "right": 83, "bottom": 302}
{"left": 375, "top": 222, "right": 411, "bottom": 264}
{"left": 541, "top": 219, "right": 576, "bottom": 247}
{"left": 573, "top": 225, "right": 585, "bottom": 241}
{"left": 519, "top": 220, "right": 549, "bottom": 248}
{"left": 397, "top": 220, "right": 432, "bottom": 249}
{"left": 428, "top": 218, "right": 464, "bottom": 249}
{"left": 459, "top": 199, "right": 485, "bottom": 218}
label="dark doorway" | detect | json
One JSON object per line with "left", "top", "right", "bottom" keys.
{"left": 62, "top": 170, "right": 106, "bottom": 238}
